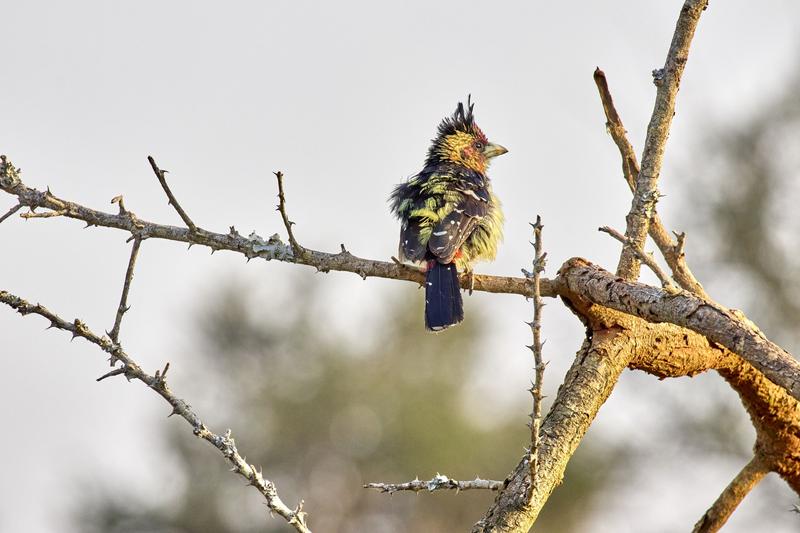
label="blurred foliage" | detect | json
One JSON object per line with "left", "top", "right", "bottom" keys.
{"left": 672, "top": 62, "right": 800, "bottom": 528}
{"left": 683, "top": 68, "right": 800, "bottom": 353}
{"left": 74, "top": 278, "right": 623, "bottom": 533}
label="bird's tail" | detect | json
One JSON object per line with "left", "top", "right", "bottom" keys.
{"left": 425, "top": 261, "right": 464, "bottom": 331}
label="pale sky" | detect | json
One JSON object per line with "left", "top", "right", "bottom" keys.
{"left": 2, "top": 1, "right": 799, "bottom": 532}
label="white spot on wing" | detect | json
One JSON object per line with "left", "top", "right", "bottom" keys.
{"left": 433, "top": 231, "right": 447, "bottom": 236}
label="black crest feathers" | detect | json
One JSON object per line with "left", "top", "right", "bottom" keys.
{"left": 436, "top": 95, "right": 476, "bottom": 138}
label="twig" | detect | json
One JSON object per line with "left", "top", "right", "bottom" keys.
{"left": 599, "top": 226, "right": 679, "bottom": 292}
{"left": 365, "top": 474, "right": 502, "bottom": 494}
{"left": 0, "top": 289, "right": 311, "bottom": 533}
{"left": 692, "top": 456, "right": 769, "bottom": 533}
{"left": 147, "top": 156, "right": 198, "bottom": 233}
{"left": 616, "top": 0, "right": 709, "bottom": 280}
{"left": 0, "top": 203, "right": 21, "bottom": 224}
{"left": 274, "top": 171, "right": 304, "bottom": 259}
{"left": 593, "top": 67, "right": 640, "bottom": 192}
{"left": 593, "top": 67, "right": 709, "bottom": 298}
{"left": 524, "top": 216, "right": 547, "bottom": 485}
{"left": 108, "top": 236, "right": 143, "bottom": 345}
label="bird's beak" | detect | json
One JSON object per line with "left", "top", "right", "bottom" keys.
{"left": 483, "top": 143, "right": 508, "bottom": 159}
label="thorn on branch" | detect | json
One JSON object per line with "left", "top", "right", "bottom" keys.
{"left": 96, "top": 366, "right": 128, "bottom": 382}
{"left": 154, "top": 361, "right": 171, "bottom": 386}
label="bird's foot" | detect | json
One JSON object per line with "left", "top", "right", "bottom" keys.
{"left": 464, "top": 269, "right": 475, "bottom": 295}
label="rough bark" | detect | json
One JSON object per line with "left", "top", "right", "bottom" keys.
{"left": 556, "top": 258, "right": 800, "bottom": 405}
{"left": 617, "top": 0, "right": 709, "bottom": 279}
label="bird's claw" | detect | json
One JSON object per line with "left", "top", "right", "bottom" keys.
{"left": 465, "top": 269, "right": 475, "bottom": 295}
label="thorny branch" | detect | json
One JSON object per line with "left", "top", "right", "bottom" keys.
{"left": 148, "top": 155, "right": 198, "bottom": 233}
{"left": 108, "top": 236, "right": 142, "bottom": 344}
{"left": 274, "top": 170, "right": 306, "bottom": 260}
{"left": 0, "top": 289, "right": 311, "bottom": 533}
{"left": 365, "top": 474, "right": 503, "bottom": 494}
{"left": 524, "top": 216, "right": 547, "bottom": 484}
{"left": 0, "top": 157, "right": 555, "bottom": 299}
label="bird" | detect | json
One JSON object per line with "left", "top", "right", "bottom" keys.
{"left": 389, "top": 97, "right": 507, "bottom": 331}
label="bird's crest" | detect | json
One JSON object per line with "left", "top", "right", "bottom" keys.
{"left": 435, "top": 96, "right": 487, "bottom": 143}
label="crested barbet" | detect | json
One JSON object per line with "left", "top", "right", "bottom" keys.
{"left": 389, "top": 98, "right": 507, "bottom": 331}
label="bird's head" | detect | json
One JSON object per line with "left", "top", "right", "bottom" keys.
{"left": 426, "top": 97, "right": 507, "bottom": 174}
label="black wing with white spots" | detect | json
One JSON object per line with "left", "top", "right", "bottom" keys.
{"left": 427, "top": 190, "right": 489, "bottom": 263}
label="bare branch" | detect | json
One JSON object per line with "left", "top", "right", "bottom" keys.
{"left": 0, "top": 168, "right": 556, "bottom": 299}
{"left": 147, "top": 155, "right": 198, "bottom": 233}
{"left": 274, "top": 171, "right": 305, "bottom": 259}
{"left": 599, "top": 225, "right": 679, "bottom": 292}
{"left": 365, "top": 474, "right": 503, "bottom": 494}
{"left": 617, "top": 0, "right": 709, "bottom": 279}
{"left": 0, "top": 203, "right": 21, "bottom": 224}
{"left": 693, "top": 456, "right": 769, "bottom": 533}
{"left": 0, "top": 289, "right": 311, "bottom": 533}
{"left": 108, "top": 236, "right": 143, "bottom": 345}
{"left": 524, "top": 216, "right": 547, "bottom": 483}
{"left": 593, "top": 67, "right": 709, "bottom": 298}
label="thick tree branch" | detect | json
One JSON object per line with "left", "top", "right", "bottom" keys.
{"left": 0, "top": 289, "right": 311, "bottom": 533}
{"left": 692, "top": 456, "right": 769, "bottom": 533}
{"left": 594, "top": 67, "right": 709, "bottom": 298}
{"left": 365, "top": 474, "right": 503, "bottom": 494}
{"left": 556, "top": 258, "right": 800, "bottom": 403}
{"left": 617, "top": 0, "right": 709, "bottom": 279}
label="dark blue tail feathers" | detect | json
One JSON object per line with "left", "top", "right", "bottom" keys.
{"left": 425, "top": 261, "right": 464, "bottom": 331}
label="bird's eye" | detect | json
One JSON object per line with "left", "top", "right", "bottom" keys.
{"left": 474, "top": 141, "right": 484, "bottom": 150}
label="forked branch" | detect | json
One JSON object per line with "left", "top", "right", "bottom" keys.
{"left": 616, "top": 0, "right": 709, "bottom": 280}
{"left": 593, "top": 67, "right": 709, "bottom": 298}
